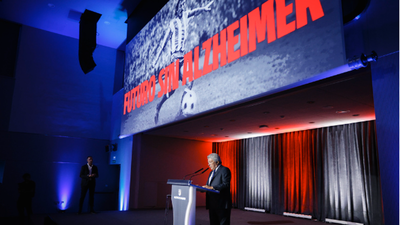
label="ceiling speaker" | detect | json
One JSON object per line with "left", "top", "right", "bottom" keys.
{"left": 79, "top": 9, "right": 101, "bottom": 74}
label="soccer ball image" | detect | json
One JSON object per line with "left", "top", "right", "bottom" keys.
{"left": 181, "top": 88, "right": 197, "bottom": 116}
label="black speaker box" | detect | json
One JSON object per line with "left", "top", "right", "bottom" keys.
{"left": 79, "top": 9, "right": 101, "bottom": 74}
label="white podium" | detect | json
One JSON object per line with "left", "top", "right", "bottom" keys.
{"left": 167, "top": 179, "right": 219, "bottom": 225}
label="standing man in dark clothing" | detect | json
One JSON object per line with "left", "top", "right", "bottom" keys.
{"left": 17, "top": 173, "right": 35, "bottom": 224}
{"left": 78, "top": 156, "right": 98, "bottom": 214}
{"left": 203, "top": 153, "right": 232, "bottom": 225}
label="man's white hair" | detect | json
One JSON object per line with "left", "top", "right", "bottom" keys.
{"left": 207, "top": 153, "right": 221, "bottom": 165}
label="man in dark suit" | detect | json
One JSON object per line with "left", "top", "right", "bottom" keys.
{"left": 78, "top": 156, "right": 98, "bottom": 214}
{"left": 203, "top": 153, "right": 232, "bottom": 225}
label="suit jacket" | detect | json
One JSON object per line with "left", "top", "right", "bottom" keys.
{"left": 206, "top": 165, "right": 232, "bottom": 210}
{"left": 80, "top": 164, "right": 98, "bottom": 187}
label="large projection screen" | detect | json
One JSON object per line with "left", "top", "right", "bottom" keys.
{"left": 121, "top": 0, "right": 346, "bottom": 137}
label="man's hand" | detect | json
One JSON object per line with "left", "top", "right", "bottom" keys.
{"left": 202, "top": 185, "right": 214, "bottom": 190}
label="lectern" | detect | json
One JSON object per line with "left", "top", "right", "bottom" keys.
{"left": 167, "top": 179, "right": 219, "bottom": 225}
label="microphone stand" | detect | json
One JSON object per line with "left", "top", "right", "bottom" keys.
{"left": 188, "top": 168, "right": 209, "bottom": 181}
{"left": 183, "top": 168, "right": 204, "bottom": 180}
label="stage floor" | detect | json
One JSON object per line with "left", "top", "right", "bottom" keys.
{"left": 6, "top": 207, "right": 328, "bottom": 225}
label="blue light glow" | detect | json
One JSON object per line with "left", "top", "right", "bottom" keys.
{"left": 118, "top": 160, "right": 131, "bottom": 211}
{"left": 56, "top": 163, "right": 78, "bottom": 210}
{"left": 119, "top": 188, "right": 128, "bottom": 211}
{"left": 115, "top": 137, "right": 133, "bottom": 211}
{"left": 354, "top": 15, "right": 361, "bottom": 20}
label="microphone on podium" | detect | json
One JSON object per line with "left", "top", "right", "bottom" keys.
{"left": 189, "top": 168, "right": 209, "bottom": 180}
{"left": 183, "top": 168, "right": 204, "bottom": 180}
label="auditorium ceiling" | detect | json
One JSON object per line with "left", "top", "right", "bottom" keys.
{"left": 145, "top": 68, "right": 375, "bottom": 142}
{"left": 0, "top": 0, "right": 143, "bottom": 49}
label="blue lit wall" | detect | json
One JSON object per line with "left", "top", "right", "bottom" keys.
{"left": 110, "top": 136, "right": 133, "bottom": 211}
{"left": 110, "top": 89, "right": 133, "bottom": 211}
{"left": 371, "top": 54, "right": 399, "bottom": 225}
{"left": 0, "top": 24, "right": 121, "bottom": 216}
{"left": 343, "top": 0, "right": 399, "bottom": 224}
{"left": 56, "top": 162, "right": 79, "bottom": 210}
{"left": 0, "top": 132, "right": 119, "bottom": 215}
{"left": 8, "top": 25, "right": 116, "bottom": 140}
{"left": 117, "top": 139, "right": 132, "bottom": 211}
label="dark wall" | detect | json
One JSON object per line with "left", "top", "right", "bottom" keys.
{"left": 129, "top": 134, "right": 212, "bottom": 209}
{"left": 113, "top": 50, "right": 125, "bottom": 95}
{"left": 0, "top": 76, "right": 15, "bottom": 131}
{"left": 371, "top": 53, "right": 399, "bottom": 225}
{"left": 0, "top": 19, "right": 20, "bottom": 78}
{"left": 125, "top": 0, "right": 169, "bottom": 43}
{"left": 0, "top": 22, "right": 121, "bottom": 216}
{"left": 343, "top": 0, "right": 399, "bottom": 224}
{"left": 344, "top": 0, "right": 398, "bottom": 58}
{"left": 8, "top": 25, "right": 115, "bottom": 140}
{"left": 0, "top": 132, "right": 119, "bottom": 215}
{"left": 0, "top": 20, "right": 19, "bottom": 131}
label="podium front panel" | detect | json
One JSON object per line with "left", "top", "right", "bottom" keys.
{"left": 171, "top": 185, "right": 196, "bottom": 225}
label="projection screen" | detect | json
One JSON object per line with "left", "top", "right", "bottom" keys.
{"left": 121, "top": 0, "right": 345, "bottom": 137}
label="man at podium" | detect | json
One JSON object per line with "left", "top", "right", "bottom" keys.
{"left": 202, "top": 153, "right": 232, "bottom": 225}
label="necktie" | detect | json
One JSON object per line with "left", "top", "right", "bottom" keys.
{"left": 208, "top": 170, "right": 214, "bottom": 185}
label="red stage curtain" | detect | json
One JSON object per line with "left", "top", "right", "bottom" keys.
{"left": 278, "top": 130, "right": 318, "bottom": 214}
{"left": 213, "top": 140, "right": 240, "bottom": 207}
{"left": 212, "top": 121, "right": 383, "bottom": 225}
